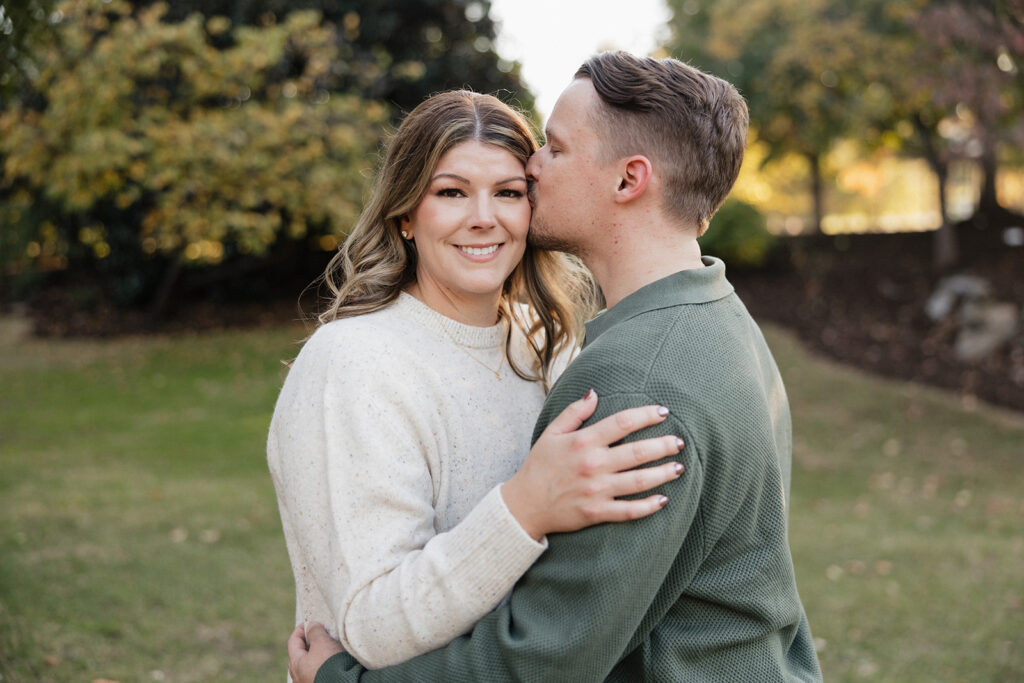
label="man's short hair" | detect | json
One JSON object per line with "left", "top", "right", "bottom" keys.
{"left": 575, "top": 52, "right": 748, "bottom": 235}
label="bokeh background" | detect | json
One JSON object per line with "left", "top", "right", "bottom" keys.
{"left": 1, "top": 1, "right": 1022, "bottom": 681}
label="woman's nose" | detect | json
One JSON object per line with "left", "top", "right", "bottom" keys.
{"left": 469, "top": 196, "right": 497, "bottom": 229}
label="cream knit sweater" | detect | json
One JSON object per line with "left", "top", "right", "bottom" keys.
{"left": 267, "top": 292, "right": 555, "bottom": 669}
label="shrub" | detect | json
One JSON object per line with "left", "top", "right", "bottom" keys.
{"left": 699, "top": 198, "right": 778, "bottom": 269}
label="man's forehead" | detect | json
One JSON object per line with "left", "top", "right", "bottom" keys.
{"left": 545, "top": 79, "right": 597, "bottom": 141}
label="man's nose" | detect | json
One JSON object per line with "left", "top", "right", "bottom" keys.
{"left": 525, "top": 150, "right": 541, "bottom": 180}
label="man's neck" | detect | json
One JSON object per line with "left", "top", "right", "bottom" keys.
{"left": 584, "top": 223, "right": 704, "bottom": 308}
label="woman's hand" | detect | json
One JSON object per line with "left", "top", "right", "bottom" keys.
{"left": 501, "top": 390, "right": 684, "bottom": 541}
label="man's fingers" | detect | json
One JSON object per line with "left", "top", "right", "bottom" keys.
{"left": 542, "top": 389, "right": 599, "bottom": 436}
{"left": 305, "top": 622, "right": 331, "bottom": 645}
{"left": 286, "top": 623, "right": 308, "bottom": 661}
{"left": 582, "top": 405, "right": 670, "bottom": 447}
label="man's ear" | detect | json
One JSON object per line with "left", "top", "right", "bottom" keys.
{"left": 613, "top": 155, "right": 653, "bottom": 204}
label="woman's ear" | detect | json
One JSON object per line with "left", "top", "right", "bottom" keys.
{"left": 613, "top": 155, "right": 653, "bottom": 204}
{"left": 400, "top": 216, "right": 413, "bottom": 240}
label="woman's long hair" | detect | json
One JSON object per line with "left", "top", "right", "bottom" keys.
{"left": 314, "top": 90, "right": 597, "bottom": 387}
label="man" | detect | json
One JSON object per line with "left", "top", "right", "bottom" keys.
{"left": 289, "top": 51, "right": 823, "bottom": 682}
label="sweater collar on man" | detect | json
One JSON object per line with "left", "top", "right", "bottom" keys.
{"left": 582, "top": 256, "right": 734, "bottom": 348}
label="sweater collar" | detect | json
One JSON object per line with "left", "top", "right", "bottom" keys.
{"left": 394, "top": 292, "right": 507, "bottom": 349}
{"left": 583, "top": 256, "right": 734, "bottom": 348}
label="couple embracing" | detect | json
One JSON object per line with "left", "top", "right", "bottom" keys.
{"left": 268, "top": 51, "right": 822, "bottom": 683}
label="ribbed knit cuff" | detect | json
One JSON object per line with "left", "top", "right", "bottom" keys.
{"left": 445, "top": 485, "right": 547, "bottom": 602}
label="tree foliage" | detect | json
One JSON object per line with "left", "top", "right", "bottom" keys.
{"left": 666, "top": 0, "right": 1024, "bottom": 259}
{"left": 0, "top": 0, "right": 58, "bottom": 107}
{"left": 1, "top": 0, "right": 390, "bottom": 305}
{"left": 666, "top": 0, "right": 888, "bottom": 232}
{"left": 1, "top": 0, "right": 535, "bottom": 311}
{"left": 124, "top": 0, "right": 534, "bottom": 115}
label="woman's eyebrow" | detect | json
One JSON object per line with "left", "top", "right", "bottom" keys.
{"left": 430, "top": 173, "right": 527, "bottom": 185}
{"left": 430, "top": 173, "right": 470, "bottom": 183}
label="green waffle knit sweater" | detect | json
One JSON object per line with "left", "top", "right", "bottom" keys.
{"left": 316, "top": 257, "right": 823, "bottom": 682}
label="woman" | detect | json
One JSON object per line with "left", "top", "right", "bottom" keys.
{"left": 267, "top": 91, "right": 684, "bottom": 671}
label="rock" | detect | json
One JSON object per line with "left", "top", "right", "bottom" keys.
{"left": 925, "top": 275, "right": 991, "bottom": 322}
{"left": 954, "top": 301, "right": 1020, "bottom": 362}
{"left": 1003, "top": 226, "right": 1023, "bottom": 248}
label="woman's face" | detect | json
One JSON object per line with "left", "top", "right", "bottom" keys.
{"left": 404, "top": 140, "right": 530, "bottom": 320}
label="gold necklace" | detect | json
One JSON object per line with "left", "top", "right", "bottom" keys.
{"left": 437, "top": 322, "right": 505, "bottom": 381}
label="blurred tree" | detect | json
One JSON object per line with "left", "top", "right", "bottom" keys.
{"left": 0, "top": 0, "right": 387, "bottom": 315}
{"left": 0, "top": 1, "right": 57, "bottom": 300}
{"left": 0, "top": 0, "right": 57, "bottom": 107}
{"left": 909, "top": 1, "right": 1024, "bottom": 222}
{"left": 666, "top": 0, "right": 1024, "bottom": 267}
{"left": 123, "top": 0, "right": 535, "bottom": 116}
{"left": 665, "top": 0, "right": 883, "bottom": 233}
{"left": 853, "top": 0, "right": 1024, "bottom": 266}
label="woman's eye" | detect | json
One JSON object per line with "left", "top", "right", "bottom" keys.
{"left": 497, "top": 189, "right": 524, "bottom": 198}
{"left": 436, "top": 188, "right": 464, "bottom": 198}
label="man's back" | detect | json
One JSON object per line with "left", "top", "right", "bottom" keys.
{"left": 532, "top": 259, "right": 821, "bottom": 681}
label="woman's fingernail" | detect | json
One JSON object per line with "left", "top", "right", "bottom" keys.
{"left": 584, "top": 388, "right": 596, "bottom": 400}
{"left": 674, "top": 462, "right": 684, "bottom": 474}
{"left": 657, "top": 406, "right": 669, "bottom": 417}
{"left": 658, "top": 496, "right": 669, "bottom": 507}
{"left": 675, "top": 438, "right": 684, "bottom": 450}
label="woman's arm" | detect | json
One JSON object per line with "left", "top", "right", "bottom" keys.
{"left": 270, "top": 326, "right": 546, "bottom": 669}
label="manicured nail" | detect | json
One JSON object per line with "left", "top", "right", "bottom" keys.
{"left": 584, "top": 388, "right": 596, "bottom": 400}
{"left": 674, "top": 462, "right": 684, "bottom": 474}
{"left": 657, "top": 406, "right": 669, "bottom": 417}
{"left": 658, "top": 495, "right": 669, "bottom": 507}
{"left": 675, "top": 438, "right": 684, "bottom": 450}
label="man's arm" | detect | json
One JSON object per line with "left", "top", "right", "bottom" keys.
{"left": 307, "top": 388, "right": 705, "bottom": 683}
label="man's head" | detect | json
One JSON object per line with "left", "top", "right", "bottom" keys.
{"left": 527, "top": 51, "right": 748, "bottom": 253}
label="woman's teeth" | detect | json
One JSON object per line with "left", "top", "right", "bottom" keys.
{"left": 459, "top": 245, "right": 499, "bottom": 256}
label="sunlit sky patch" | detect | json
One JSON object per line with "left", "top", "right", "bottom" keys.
{"left": 488, "top": 0, "right": 672, "bottom": 119}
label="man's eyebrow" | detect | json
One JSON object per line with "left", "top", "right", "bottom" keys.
{"left": 544, "top": 128, "right": 562, "bottom": 145}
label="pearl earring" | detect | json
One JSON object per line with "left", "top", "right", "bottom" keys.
{"left": 401, "top": 230, "right": 410, "bottom": 239}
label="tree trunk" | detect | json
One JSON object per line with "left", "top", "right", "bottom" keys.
{"left": 976, "top": 141, "right": 1001, "bottom": 220}
{"left": 807, "top": 151, "right": 824, "bottom": 234}
{"left": 914, "top": 114, "right": 958, "bottom": 269}
{"left": 147, "top": 251, "right": 184, "bottom": 323}
{"left": 932, "top": 162, "right": 958, "bottom": 270}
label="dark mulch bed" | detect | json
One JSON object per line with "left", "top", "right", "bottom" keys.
{"left": 16, "top": 216, "right": 1024, "bottom": 413}
{"left": 730, "top": 219, "right": 1024, "bottom": 413}
{"left": 23, "top": 289, "right": 314, "bottom": 338}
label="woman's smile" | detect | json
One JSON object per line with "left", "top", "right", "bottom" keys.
{"left": 455, "top": 243, "right": 503, "bottom": 259}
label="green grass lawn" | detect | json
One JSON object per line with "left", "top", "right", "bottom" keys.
{"left": 1, "top": 319, "right": 1021, "bottom": 682}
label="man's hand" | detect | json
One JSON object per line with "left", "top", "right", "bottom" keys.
{"left": 287, "top": 623, "right": 344, "bottom": 683}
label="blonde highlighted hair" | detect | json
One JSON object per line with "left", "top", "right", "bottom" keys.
{"left": 314, "top": 90, "right": 597, "bottom": 387}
